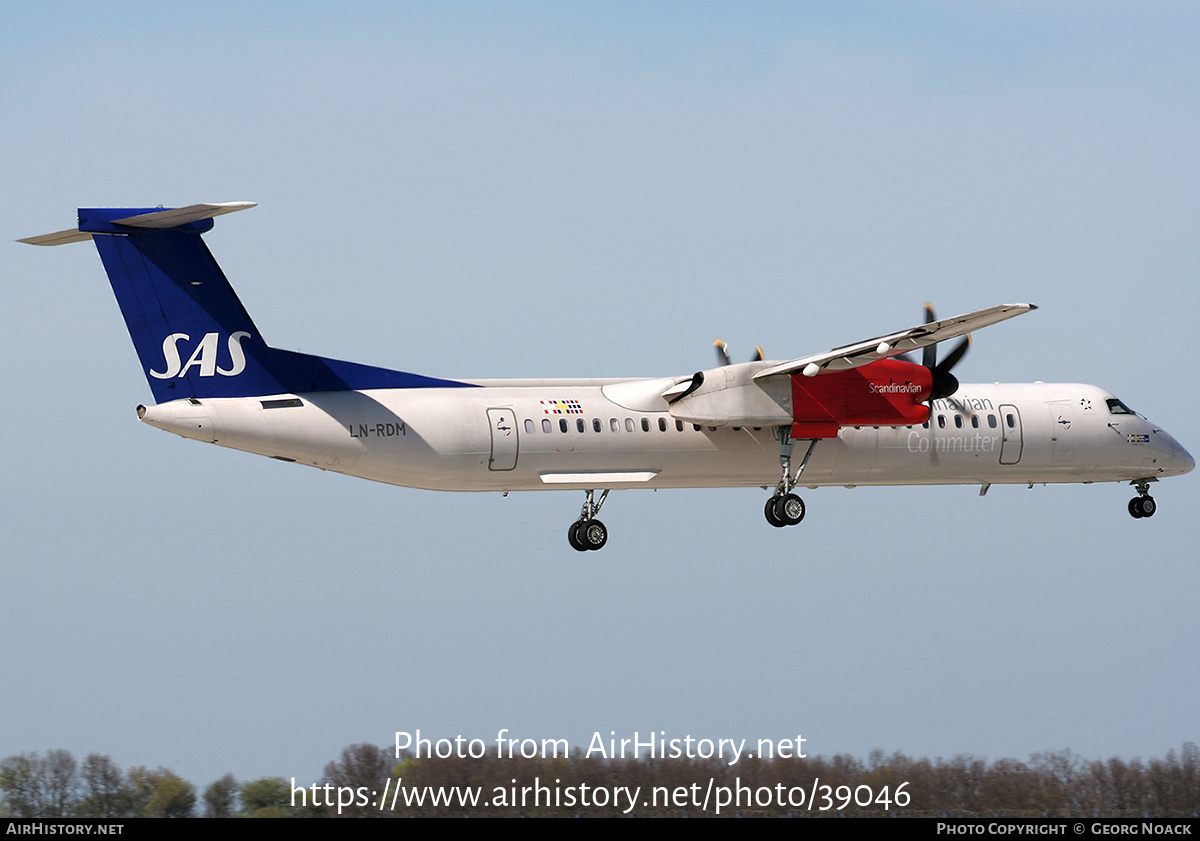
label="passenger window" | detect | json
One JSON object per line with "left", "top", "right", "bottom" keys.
{"left": 524, "top": 419, "right": 534, "bottom": 434}
{"left": 676, "top": 420, "right": 684, "bottom": 432}
{"left": 1006, "top": 413, "right": 1015, "bottom": 428}
{"left": 543, "top": 419, "right": 551, "bottom": 433}
{"left": 625, "top": 418, "right": 634, "bottom": 432}
{"left": 658, "top": 417, "right": 667, "bottom": 432}
{"left": 937, "top": 415, "right": 946, "bottom": 429}
{"left": 971, "top": 416, "right": 979, "bottom": 428}
{"left": 641, "top": 418, "right": 650, "bottom": 432}
{"left": 560, "top": 419, "right": 568, "bottom": 433}
{"left": 954, "top": 415, "right": 963, "bottom": 429}
{"left": 610, "top": 418, "right": 619, "bottom": 432}
{"left": 577, "top": 419, "right": 586, "bottom": 433}
{"left": 592, "top": 418, "right": 601, "bottom": 433}
{"left": 987, "top": 415, "right": 997, "bottom": 429}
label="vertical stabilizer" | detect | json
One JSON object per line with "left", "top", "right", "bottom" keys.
{"left": 22, "top": 203, "right": 475, "bottom": 402}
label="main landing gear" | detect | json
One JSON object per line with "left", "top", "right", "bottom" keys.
{"left": 1127, "top": 479, "right": 1157, "bottom": 519}
{"left": 765, "top": 432, "right": 817, "bottom": 529}
{"left": 568, "top": 489, "right": 610, "bottom": 551}
{"left": 765, "top": 493, "right": 805, "bottom": 527}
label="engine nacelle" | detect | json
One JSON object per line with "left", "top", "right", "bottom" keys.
{"left": 667, "top": 358, "right": 932, "bottom": 436}
{"left": 667, "top": 362, "right": 794, "bottom": 427}
{"left": 789, "top": 358, "right": 931, "bottom": 438}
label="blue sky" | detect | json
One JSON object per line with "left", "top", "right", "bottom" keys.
{"left": 2, "top": 3, "right": 1196, "bottom": 790}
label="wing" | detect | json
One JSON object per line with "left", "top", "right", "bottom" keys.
{"left": 753, "top": 303, "right": 1036, "bottom": 380}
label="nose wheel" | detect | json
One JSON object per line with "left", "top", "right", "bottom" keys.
{"left": 1128, "top": 495, "right": 1156, "bottom": 519}
{"left": 1127, "top": 480, "right": 1157, "bottom": 519}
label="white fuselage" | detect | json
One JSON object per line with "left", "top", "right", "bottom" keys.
{"left": 139, "top": 379, "right": 1193, "bottom": 493}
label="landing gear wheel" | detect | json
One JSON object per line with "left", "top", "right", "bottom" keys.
{"left": 775, "top": 493, "right": 805, "bottom": 526}
{"left": 764, "top": 497, "right": 785, "bottom": 527}
{"left": 1128, "top": 496, "right": 1156, "bottom": 519}
{"left": 578, "top": 519, "right": 608, "bottom": 550}
{"left": 568, "top": 520, "right": 588, "bottom": 551}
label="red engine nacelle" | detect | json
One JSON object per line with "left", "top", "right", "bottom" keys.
{"left": 790, "top": 358, "right": 932, "bottom": 438}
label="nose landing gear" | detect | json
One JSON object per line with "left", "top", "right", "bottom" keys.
{"left": 1127, "top": 479, "right": 1157, "bottom": 519}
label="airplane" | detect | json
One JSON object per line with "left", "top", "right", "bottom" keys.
{"left": 21, "top": 202, "right": 1194, "bottom": 551}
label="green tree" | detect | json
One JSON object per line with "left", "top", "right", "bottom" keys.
{"left": 78, "top": 754, "right": 131, "bottom": 818}
{"left": 239, "top": 776, "right": 291, "bottom": 817}
{"left": 42, "top": 750, "right": 78, "bottom": 817}
{"left": 203, "top": 773, "right": 238, "bottom": 818}
{"left": 322, "top": 744, "right": 392, "bottom": 818}
{"left": 0, "top": 753, "right": 43, "bottom": 818}
{"left": 127, "top": 767, "right": 195, "bottom": 818}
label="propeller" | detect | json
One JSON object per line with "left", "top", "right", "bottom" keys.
{"left": 715, "top": 341, "right": 764, "bottom": 367}
{"left": 902, "top": 303, "right": 970, "bottom": 400}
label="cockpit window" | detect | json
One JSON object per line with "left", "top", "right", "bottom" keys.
{"left": 1106, "top": 398, "right": 1136, "bottom": 415}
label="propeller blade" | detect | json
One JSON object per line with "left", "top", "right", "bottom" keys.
{"left": 930, "top": 335, "right": 970, "bottom": 399}
{"left": 917, "top": 305, "right": 972, "bottom": 400}
{"left": 930, "top": 370, "right": 960, "bottom": 400}
{"left": 937, "top": 334, "right": 971, "bottom": 374}
{"left": 714, "top": 341, "right": 763, "bottom": 365}
{"left": 922, "top": 303, "right": 937, "bottom": 369}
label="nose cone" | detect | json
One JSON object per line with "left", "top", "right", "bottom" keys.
{"left": 1156, "top": 428, "right": 1195, "bottom": 477}
{"left": 1175, "top": 440, "right": 1195, "bottom": 476}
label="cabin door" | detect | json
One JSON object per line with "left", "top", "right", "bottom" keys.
{"left": 487, "top": 408, "right": 518, "bottom": 471}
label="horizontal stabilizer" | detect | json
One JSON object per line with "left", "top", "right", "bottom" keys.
{"left": 111, "top": 202, "right": 257, "bottom": 228}
{"left": 19, "top": 202, "right": 256, "bottom": 245}
{"left": 18, "top": 228, "right": 93, "bottom": 246}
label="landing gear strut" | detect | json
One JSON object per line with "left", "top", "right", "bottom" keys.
{"left": 765, "top": 431, "right": 816, "bottom": 528}
{"left": 1127, "top": 479, "right": 1157, "bottom": 519}
{"left": 568, "top": 489, "right": 610, "bottom": 551}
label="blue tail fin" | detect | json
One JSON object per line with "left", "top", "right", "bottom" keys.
{"left": 23, "top": 203, "right": 472, "bottom": 402}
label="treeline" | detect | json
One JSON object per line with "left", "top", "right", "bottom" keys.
{"left": 1, "top": 743, "right": 1197, "bottom": 817}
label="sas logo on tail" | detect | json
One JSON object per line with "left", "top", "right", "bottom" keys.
{"left": 150, "top": 332, "right": 251, "bottom": 379}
